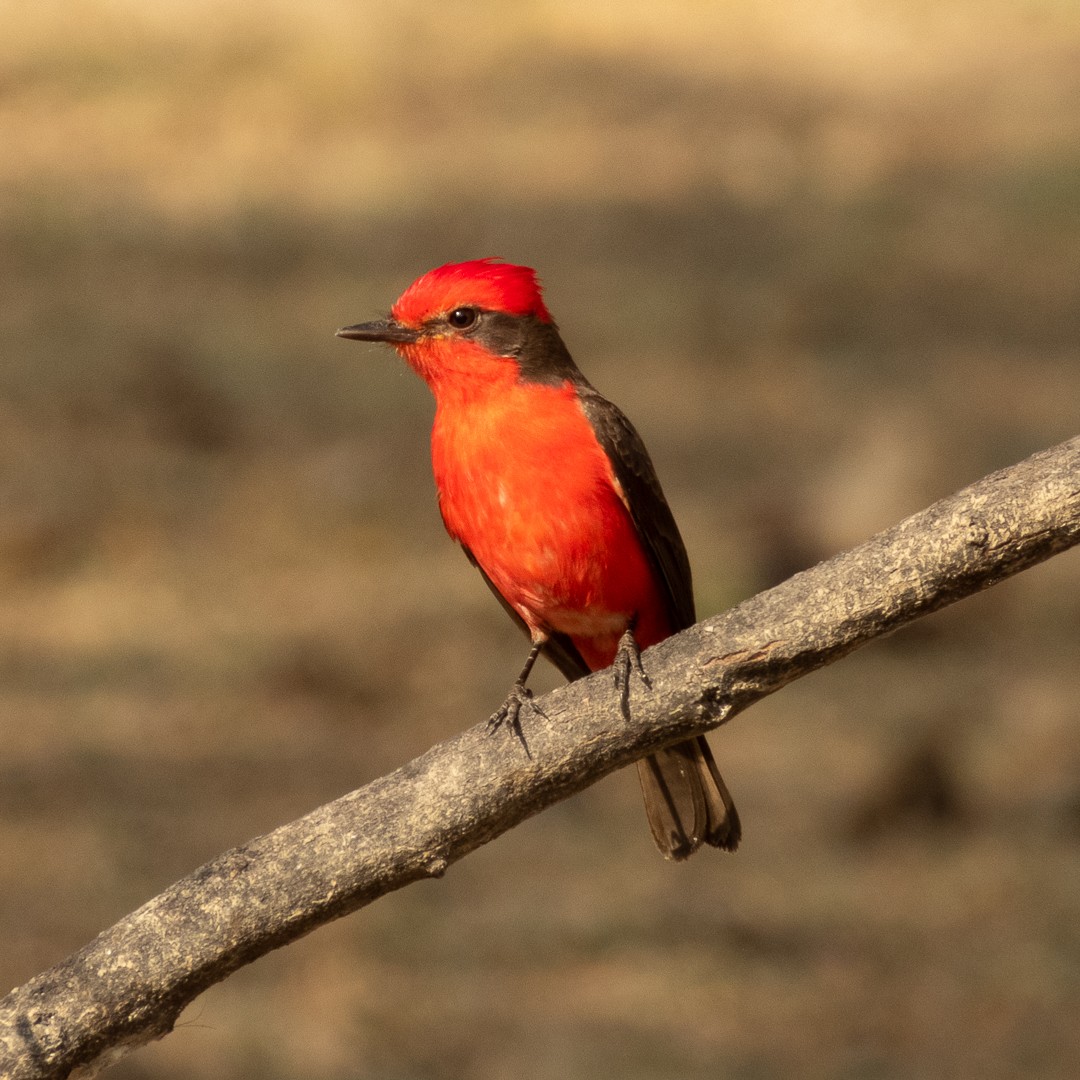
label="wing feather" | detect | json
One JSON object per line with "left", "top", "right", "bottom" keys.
{"left": 576, "top": 387, "right": 695, "bottom": 632}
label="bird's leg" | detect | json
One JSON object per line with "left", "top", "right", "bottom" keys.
{"left": 489, "top": 639, "right": 546, "bottom": 748}
{"left": 613, "top": 624, "right": 651, "bottom": 720}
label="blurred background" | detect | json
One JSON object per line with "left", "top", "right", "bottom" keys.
{"left": 2, "top": 1, "right": 1079, "bottom": 1077}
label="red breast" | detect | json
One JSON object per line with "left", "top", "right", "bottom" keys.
{"left": 430, "top": 373, "right": 672, "bottom": 670}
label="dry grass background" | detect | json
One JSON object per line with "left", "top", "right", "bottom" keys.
{"left": 2, "top": 1, "right": 1080, "bottom": 1077}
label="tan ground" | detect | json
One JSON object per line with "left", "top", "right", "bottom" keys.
{"left": 2, "top": 2, "right": 1079, "bottom": 1077}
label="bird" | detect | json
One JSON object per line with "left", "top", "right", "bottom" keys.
{"left": 337, "top": 258, "right": 739, "bottom": 859}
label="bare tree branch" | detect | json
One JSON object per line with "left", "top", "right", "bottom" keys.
{"left": 2, "top": 436, "right": 1078, "bottom": 1079}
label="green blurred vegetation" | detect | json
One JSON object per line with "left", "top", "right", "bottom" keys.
{"left": 1, "top": 2, "right": 1079, "bottom": 1078}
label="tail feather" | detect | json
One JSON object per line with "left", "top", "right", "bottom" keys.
{"left": 637, "top": 736, "right": 741, "bottom": 860}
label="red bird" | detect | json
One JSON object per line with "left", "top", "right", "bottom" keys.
{"left": 338, "top": 259, "right": 739, "bottom": 859}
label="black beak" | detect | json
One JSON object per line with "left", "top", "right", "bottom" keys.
{"left": 336, "top": 319, "right": 420, "bottom": 344}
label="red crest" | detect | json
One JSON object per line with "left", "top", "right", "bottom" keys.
{"left": 391, "top": 259, "right": 552, "bottom": 325}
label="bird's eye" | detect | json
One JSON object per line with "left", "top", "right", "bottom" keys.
{"left": 447, "top": 307, "right": 478, "bottom": 329}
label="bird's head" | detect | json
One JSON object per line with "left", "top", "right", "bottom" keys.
{"left": 337, "top": 259, "right": 579, "bottom": 394}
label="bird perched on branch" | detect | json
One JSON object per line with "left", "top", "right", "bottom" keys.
{"left": 338, "top": 259, "right": 739, "bottom": 859}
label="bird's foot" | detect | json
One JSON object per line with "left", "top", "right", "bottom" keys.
{"left": 613, "top": 627, "right": 651, "bottom": 720}
{"left": 488, "top": 682, "right": 543, "bottom": 753}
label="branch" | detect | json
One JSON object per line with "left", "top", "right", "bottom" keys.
{"left": 2, "top": 436, "right": 1078, "bottom": 1079}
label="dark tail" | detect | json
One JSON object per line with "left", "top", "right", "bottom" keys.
{"left": 637, "top": 736, "right": 741, "bottom": 860}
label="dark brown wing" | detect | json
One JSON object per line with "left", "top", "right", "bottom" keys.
{"left": 579, "top": 385, "right": 741, "bottom": 858}
{"left": 576, "top": 385, "right": 695, "bottom": 632}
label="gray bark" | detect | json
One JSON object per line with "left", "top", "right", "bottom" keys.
{"left": 2, "top": 435, "right": 1078, "bottom": 1079}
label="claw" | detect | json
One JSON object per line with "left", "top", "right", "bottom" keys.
{"left": 613, "top": 627, "right": 651, "bottom": 720}
{"left": 488, "top": 682, "right": 541, "bottom": 754}
{"left": 487, "top": 640, "right": 546, "bottom": 752}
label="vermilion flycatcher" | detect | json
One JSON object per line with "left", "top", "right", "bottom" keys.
{"left": 338, "top": 259, "right": 739, "bottom": 859}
